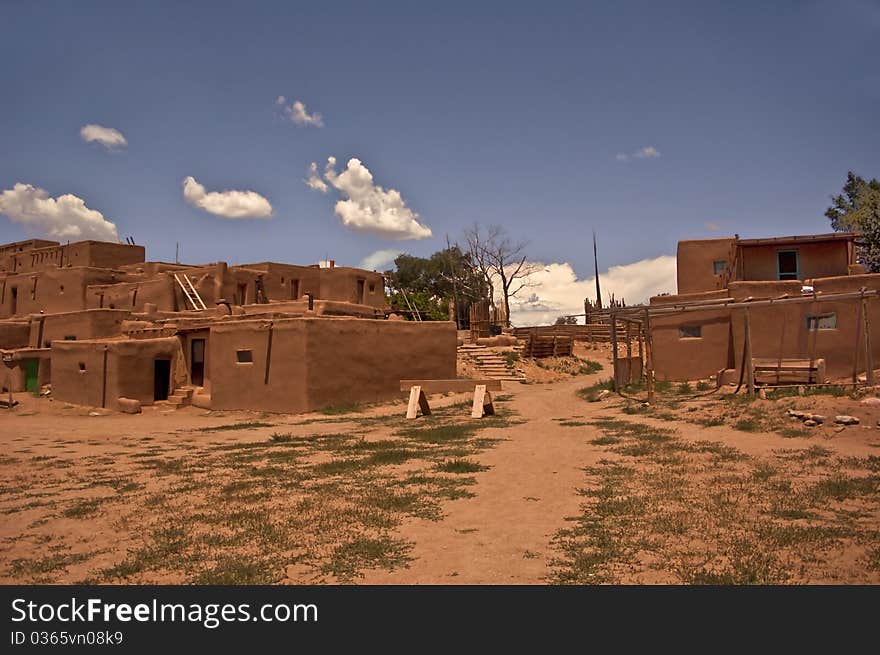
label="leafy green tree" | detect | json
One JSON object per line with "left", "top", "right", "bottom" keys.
{"left": 555, "top": 315, "right": 578, "bottom": 325}
{"left": 826, "top": 171, "right": 880, "bottom": 271}
{"left": 385, "top": 246, "right": 487, "bottom": 322}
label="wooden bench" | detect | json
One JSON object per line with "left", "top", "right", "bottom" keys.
{"left": 400, "top": 379, "right": 503, "bottom": 419}
{"left": 752, "top": 358, "right": 826, "bottom": 385}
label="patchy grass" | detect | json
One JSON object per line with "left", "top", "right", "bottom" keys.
{"left": 321, "top": 402, "right": 364, "bottom": 416}
{"left": 199, "top": 422, "right": 273, "bottom": 432}
{"left": 435, "top": 459, "right": 489, "bottom": 474}
{"left": 549, "top": 414, "right": 880, "bottom": 584}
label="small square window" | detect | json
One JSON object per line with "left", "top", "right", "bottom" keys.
{"left": 78, "top": 362, "right": 86, "bottom": 371}
{"left": 713, "top": 260, "right": 726, "bottom": 276}
{"left": 679, "top": 325, "right": 702, "bottom": 339}
{"left": 236, "top": 349, "right": 253, "bottom": 363}
{"left": 806, "top": 313, "right": 837, "bottom": 330}
{"left": 369, "top": 283, "right": 376, "bottom": 293}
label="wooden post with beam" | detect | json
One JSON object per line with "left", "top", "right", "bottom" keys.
{"left": 862, "top": 289, "right": 874, "bottom": 386}
{"left": 643, "top": 307, "right": 654, "bottom": 403}
{"left": 610, "top": 310, "right": 619, "bottom": 391}
{"left": 743, "top": 306, "right": 755, "bottom": 396}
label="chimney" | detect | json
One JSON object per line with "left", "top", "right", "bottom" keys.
{"left": 329, "top": 260, "right": 335, "bottom": 269}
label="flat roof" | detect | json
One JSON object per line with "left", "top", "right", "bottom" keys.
{"left": 737, "top": 232, "right": 856, "bottom": 246}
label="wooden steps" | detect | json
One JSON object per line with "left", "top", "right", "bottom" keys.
{"left": 457, "top": 344, "right": 526, "bottom": 381}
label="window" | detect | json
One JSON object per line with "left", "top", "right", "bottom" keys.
{"left": 713, "top": 260, "right": 726, "bottom": 276}
{"left": 78, "top": 362, "right": 86, "bottom": 371}
{"left": 806, "top": 313, "right": 837, "bottom": 331}
{"left": 236, "top": 349, "right": 253, "bottom": 363}
{"left": 679, "top": 325, "right": 702, "bottom": 339}
{"left": 64, "top": 335, "right": 76, "bottom": 341}
{"left": 777, "top": 250, "right": 799, "bottom": 280}
{"left": 369, "top": 283, "right": 376, "bottom": 293}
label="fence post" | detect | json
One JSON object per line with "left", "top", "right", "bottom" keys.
{"left": 863, "top": 290, "right": 874, "bottom": 386}
{"left": 744, "top": 306, "right": 755, "bottom": 396}
{"left": 610, "top": 310, "right": 619, "bottom": 391}
{"left": 643, "top": 307, "right": 654, "bottom": 403}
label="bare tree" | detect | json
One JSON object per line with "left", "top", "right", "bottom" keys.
{"left": 463, "top": 223, "right": 539, "bottom": 327}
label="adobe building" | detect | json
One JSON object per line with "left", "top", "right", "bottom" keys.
{"left": 646, "top": 232, "right": 880, "bottom": 383}
{"left": 0, "top": 238, "right": 455, "bottom": 411}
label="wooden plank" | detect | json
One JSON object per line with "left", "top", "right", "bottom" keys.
{"left": 400, "top": 379, "right": 502, "bottom": 393}
{"left": 406, "top": 386, "right": 431, "bottom": 419}
{"left": 471, "top": 384, "right": 495, "bottom": 418}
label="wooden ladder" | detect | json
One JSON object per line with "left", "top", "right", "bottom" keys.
{"left": 174, "top": 273, "right": 207, "bottom": 310}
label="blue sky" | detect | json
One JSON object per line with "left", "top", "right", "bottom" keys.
{"left": 1, "top": 0, "right": 878, "bottom": 287}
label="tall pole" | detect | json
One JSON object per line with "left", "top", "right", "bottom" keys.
{"left": 593, "top": 229, "right": 603, "bottom": 309}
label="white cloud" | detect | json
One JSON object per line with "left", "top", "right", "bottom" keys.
{"left": 704, "top": 222, "right": 721, "bottom": 232}
{"left": 79, "top": 124, "right": 127, "bottom": 150}
{"left": 507, "top": 255, "right": 677, "bottom": 326}
{"left": 359, "top": 248, "right": 402, "bottom": 271}
{"left": 182, "top": 176, "right": 273, "bottom": 219}
{"left": 634, "top": 146, "right": 660, "bottom": 158}
{"left": 305, "top": 157, "right": 432, "bottom": 240}
{"left": 615, "top": 145, "right": 661, "bottom": 162}
{"left": 277, "top": 96, "right": 324, "bottom": 127}
{"left": 304, "top": 162, "right": 328, "bottom": 193}
{"left": 0, "top": 182, "right": 119, "bottom": 241}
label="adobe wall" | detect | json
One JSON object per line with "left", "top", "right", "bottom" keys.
{"left": 0, "top": 268, "right": 123, "bottom": 317}
{"left": 302, "top": 318, "right": 456, "bottom": 410}
{"left": 676, "top": 238, "right": 736, "bottom": 294}
{"left": 0, "top": 348, "right": 51, "bottom": 392}
{"left": 651, "top": 308, "right": 732, "bottom": 381}
{"left": 51, "top": 337, "right": 182, "bottom": 409}
{"left": 207, "top": 319, "right": 308, "bottom": 412}
{"left": 207, "top": 318, "right": 455, "bottom": 412}
{"left": 318, "top": 267, "right": 386, "bottom": 308}
{"left": 3, "top": 241, "right": 144, "bottom": 275}
{"left": 27, "top": 309, "right": 132, "bottom": 348}
{"left": 727, "top": 280, "right": 803, "bottom": 301}
{"left": 240, "top": 262, "right": 322, "bottom": 301}
{"left": 739, "top": 240, "right": 850, "bottom": 282}
{"left": 86, "top": 276, "right": 175, "bottom": 312}
{"left": 0, "top": 320, "right": 30, "bottom": 349}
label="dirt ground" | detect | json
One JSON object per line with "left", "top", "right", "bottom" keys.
{"left": 1, "top": 343, "right": 878, "bottom": 584}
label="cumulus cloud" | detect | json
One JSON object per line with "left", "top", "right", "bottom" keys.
{"left": 304, "top": 162, "right": 328, "bottom": 193}
{"left": 305, "top": 157, "right": 432, "bottom": 240}
{"left": 359, "top": 248, "right": 402, "bottom": 271}
{"left": 182, "top": 176, "right": 273, "bottom": 219}
{"left": 506, "top": 255, "right": 677, "bottom": 326}
{"left": 0, "top": 182, "right": 119, "bottom": 241}
{"left": 79, "top": 124, "right": 127, "bottom": 150}
{"left": 615, "top": 145, "right": 661, "bottom": 162}
{"left": 276, "top": 96, "right": 324, "bottom": 127}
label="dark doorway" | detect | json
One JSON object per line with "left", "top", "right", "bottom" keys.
{"left": 154, "top": 359, "right": 171, "bottom": 401}
{"left": 190, "top": 339, "right": 205, "bottom": 387}
{"left": 10, "top": 286, "right": 17, "bottom": 315}
{"left": 357, "top": 279, "right": 365, "bottom": 304}
{"left": 291, "top": 279, "right": 300, "bottom": 300}
{"left": 237, "top": 283, "right": 247, "bottom": 305}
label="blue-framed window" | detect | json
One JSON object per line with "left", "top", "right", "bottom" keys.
{"left": 713, "top": 260, "right": 726, "bottom": 276}
{"left": 777, "top": 249, "right": 799, "bottom": 280}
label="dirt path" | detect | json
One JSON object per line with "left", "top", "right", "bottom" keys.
{"left": 360, "top": 375, "right": 606, "bottom": 584}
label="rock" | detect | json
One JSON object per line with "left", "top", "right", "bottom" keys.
{"left": 808, "top": 414, "right": 826, "bottom": 424}
{"left": 788, "top": 409, "right": 806, "bottom": 419}
{"left": 596, "top": 389, "right": 611, "bottom": 401}
{"left": 803, "top": 419, "right": 817, "bottom": 427}
{"left": 116, "top": 397, "right": 142, "bottom": 414}
{"left": 861, "top": 397, "right": 880, "bottom": 406}
{"left": 834, "top": 426, "right": 846, "bottom": 433}
{"left": 834, "top": 415, "right": 860, "bottom": 425}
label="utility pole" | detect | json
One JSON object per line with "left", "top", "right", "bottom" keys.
{"left": 593, "top": 229, "right": 603, "bottom": 309}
